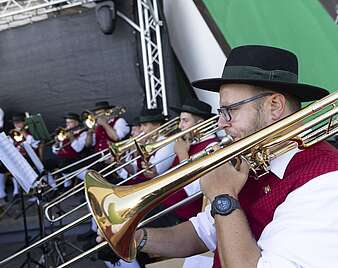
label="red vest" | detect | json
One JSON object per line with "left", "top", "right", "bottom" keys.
{"left": 212, "top": 142, "right": 338, "bottom": 267}
{"left": 95, "top": 118, "right": 118, "bottom": 152}
{"left": 56, "top": 134, "right": 80, "bottom": 158}
{"left": 162, "top": 137, "right": 219, "bottom": 221}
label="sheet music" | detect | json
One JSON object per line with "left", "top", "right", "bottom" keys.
{"left": 23, "top": 142, "right": 44, "bottom": 173}
{"left": 0, "top": 132, "right": 37, "bottom": 193}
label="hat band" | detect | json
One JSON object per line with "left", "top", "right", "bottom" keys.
{"left": 222, "top": 66, "right": 298, "bottom": 83}
{"left": 181, "top": 105, "right": 209, "bottom": 115}
{"left": 139, "top": 115, "right": 165, "bottom": 122}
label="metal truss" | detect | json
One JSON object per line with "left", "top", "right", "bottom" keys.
{"left": 0, "top": 0, "right": 168, "bottom": 115}
{"left": 135, "top": 0, "right": 168, "bottom": 115}
{"left": 0, "top": 0, "right": 95, "bottom": 20}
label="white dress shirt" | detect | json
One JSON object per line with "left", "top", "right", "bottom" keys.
{"left": 184, "top": 136, "right": 218, "bottom": 197}
{"left": 190, "top": 148, "right": 338, "bottom": 268}
{"left": 149, "top": 135, "right": 175, "bottom": 175}
{"left": 91, "top": 117, "right": 130, "bottom": 146}
{"left": 70, "top": 131, "right": 87, "bottom": 152}
{"left": 114, "top": 117, "right": 130, "bottom": 140}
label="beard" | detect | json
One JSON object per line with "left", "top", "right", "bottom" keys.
{"left": 225, "top": 106, "right": 268, "bottom": 141}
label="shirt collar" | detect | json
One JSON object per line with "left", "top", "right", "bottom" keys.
{"left": 270, "top": 147, "right": 300, "bottom": 179}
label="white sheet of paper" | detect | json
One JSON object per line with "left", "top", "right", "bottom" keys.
{"left": 23, "top": 141, "right": 44, "bottom": 173}
{"left": 0, "top": 132, "right": 37, "bottom": 193}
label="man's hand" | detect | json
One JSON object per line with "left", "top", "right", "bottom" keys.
{"left": 200, "top": 158, "right": 250, "bottom": 201}
{"left": 141, "top": 161, "right": 157, "bottom": 178}
{"left": 96, "top": 115, "right": 109, "bottom": 126}
{"left": 174, "top": 137, "right": 190, "bottom": 161}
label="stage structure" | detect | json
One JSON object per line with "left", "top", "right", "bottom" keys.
{"left": 0, "top": 0, "right": 169, "bottom": 115}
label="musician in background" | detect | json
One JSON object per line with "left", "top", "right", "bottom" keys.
{"left": 124, "top": 45, "right": 338, "bottom": 268}
{"left": 52, "top": 112, "right": 88, "bottom": 187}
{"left": 114, "top": 118, "right": 142, "bottom": 181}
{"left": 129, "top": 108, "right": 175, "bottom": 184}
{"left": 98, "top": 109, "right": 176, "bottom": 268}
{"left": 86, "top": 101, "right": 130, "bottom": 153}
{"left": 9, "top": 113, "right": 40, "bottom": 199}
{"left": 162, "top": 98, "right": 219, "bottom": 222}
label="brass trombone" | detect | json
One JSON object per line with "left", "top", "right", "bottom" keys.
{"left": 83, "top": 91, "right": 337, "bottom": 262}
{"left": 43, "top": 116, "right": 219, "bottom": 223}
{"left": 81, "top": 106, "right": 126, "bottom": 129}
{"left": 9, "top": 129, "right": 25, "bottom": 143}
{"left": 43, "top": 116, "right": 181, "bottom": 221}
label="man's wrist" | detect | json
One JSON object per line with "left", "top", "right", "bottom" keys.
{"left": 136, "top": 228, "right": 148, "bottom": 252}
{"left": 208, "top": 189, "right": 238, "bottom": 201}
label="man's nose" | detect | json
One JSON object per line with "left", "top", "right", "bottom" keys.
{"left": 218, "top": 116, "right": 231, "bottom": 129}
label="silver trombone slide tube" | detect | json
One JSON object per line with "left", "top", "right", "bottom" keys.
{"left": 42, "top": 152, "right": 111, "bottom": 197}
{"left": 57, "top": 191, "right": 203, "bottom": 268}
{"left": 45, "top": 150, "right": 177, "bottom": 223}
{"left": 44, "top": 155, "right": 117, "bottom": 222}
{"left": 45, "top": 148, "right": 138, "bottom": 209}
{"left": 44, "top": 150, "right": 139, "bottom": 222}
{"left": 51, "top": 148, "right": 109, "bottom": 176}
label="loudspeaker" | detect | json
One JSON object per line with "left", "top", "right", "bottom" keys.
{"left": 95, "top": 0, "right": 117, "bottom": 35}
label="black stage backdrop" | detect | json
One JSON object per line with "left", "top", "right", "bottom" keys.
{"left": 0, "top": 1, "right": 180, "bottom": 132}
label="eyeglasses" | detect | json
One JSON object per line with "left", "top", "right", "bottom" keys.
{"left": 217, "top": 92, "right": 273, "bottom": 122}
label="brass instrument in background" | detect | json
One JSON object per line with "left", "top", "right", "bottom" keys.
{"left": 43, "top": 115, "right": 217, "bottom": 223}
{"left": 9, "top": 129, "right": 25, "bottom": 143}
{"left": 135, "top": 114, "right": 219, "bottom": 161}
{"left": 109, "top": 116, "right": 180, "bottom": 160}
{"left": 54, "top": 125, "right": 88, "bottom": 143}
{"left": 81, "top": 106, "right": 126, "bottom": 129}
{"left": 84, "top": 91, "right": 337, "bottom": 262}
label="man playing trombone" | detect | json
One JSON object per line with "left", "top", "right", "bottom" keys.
{"left": 51, "top": 112, "right": 88, "bottom": 187}
{"left": 128, "top": 108, "right": 175, "bottom": 184}
{"left": 162, "top": 97, "right": 219, "bottom": 221}
{"left": 125, "top": 45, "right": 338, "bottom": 268}
{"left": 86, "top": 101, "right": 130, "bottom": 153}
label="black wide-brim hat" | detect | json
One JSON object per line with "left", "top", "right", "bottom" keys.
{"left": 192, "top": 45, "right": 329, "bottom": 101}
{"left": 63, "top": 112, "right": 80, "bottom": 122}
{"left": 12, "top": 113, "right": 26, "bottom": 122}
{"left": 137, "top": 108, "right": 166, "bottom": 124}
{"left": 93, "top": 101, "right": 115, "bottom": 111}
{"left": 170, "top": 97, "right": 215, "bottom": 119}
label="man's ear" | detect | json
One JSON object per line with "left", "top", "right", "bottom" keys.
{"left": 269, "top": 93, "right": 286, "bottom": 121}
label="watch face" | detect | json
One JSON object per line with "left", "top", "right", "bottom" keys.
{"left": 216, "top": 197, "right": 231, "bottom": 212}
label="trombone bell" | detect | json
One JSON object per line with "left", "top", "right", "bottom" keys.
{"left": 85, "top": 170, "right": 154, "bottom": 261}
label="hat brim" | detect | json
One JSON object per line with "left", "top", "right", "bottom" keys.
{"left": 137, "top": 115, "right": 166, "bottom": 124}
{"left": 170, "top": 106, "right": 215, "bottom": 119}
{"left": 92, "top": 105, "right": 114, "bottom": 112}
{"left": 192, "top": 78, "right": 329, "bottom": 102}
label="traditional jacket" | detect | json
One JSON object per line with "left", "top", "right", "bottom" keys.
{"left": 95, "top": 117, "right": 118, "bottom": 152}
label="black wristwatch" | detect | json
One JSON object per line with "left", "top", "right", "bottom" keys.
{"left": 211, "top": 194, "right": 240, "bottom": 217}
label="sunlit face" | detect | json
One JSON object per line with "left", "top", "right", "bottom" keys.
{"left": 179, "top": 112, "right": 202, "bottom": 131}
{"left": 14, "top": 121, "right": 25, "bottom": 130}
{"left": 94, "top": 109, "right": 106, "bottom": 116}
{"left": 65, "top": 119, "right": 79, "bottom": 130}
{"left": 140, "top": 122, "right": 160, "bottom": 135}
{"left": 218, "top": 84, "right": 270, "bottom": 141}
{"left": 131, "top": 125, "right": 142, "bottom": 137}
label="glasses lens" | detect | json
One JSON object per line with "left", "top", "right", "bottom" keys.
{"left": 218, "top": 108, "right": 231, "bottom": 121}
